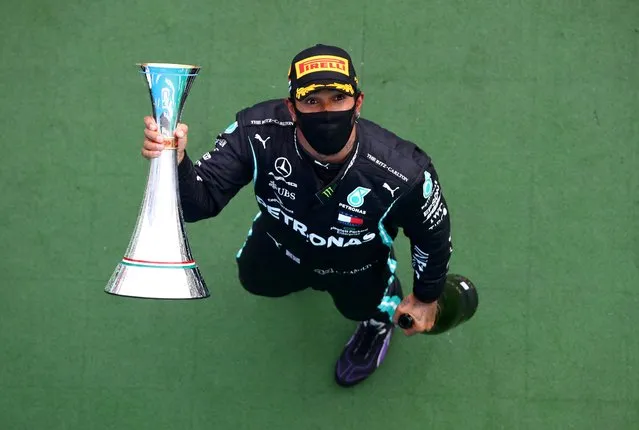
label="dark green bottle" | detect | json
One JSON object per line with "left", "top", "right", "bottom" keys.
{"left": 397, "top": 274, "right": 479, "bottom": 335}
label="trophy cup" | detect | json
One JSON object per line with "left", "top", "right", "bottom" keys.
{"left": 104, "top": 63, "right": 209, "bottom": 299}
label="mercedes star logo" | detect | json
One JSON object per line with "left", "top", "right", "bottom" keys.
{"left": 274, "top": 157, "right": 292, "bottom": 178}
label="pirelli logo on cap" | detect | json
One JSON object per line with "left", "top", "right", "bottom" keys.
{"left": 295, "top": 55, "right": 349, "bottom": 78}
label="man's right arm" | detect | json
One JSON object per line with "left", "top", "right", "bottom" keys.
{"left": 176, "top": 120, "right": 254, "bottom": 222}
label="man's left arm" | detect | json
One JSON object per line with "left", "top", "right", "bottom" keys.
{"left": 392, "top": 161, "right": 452, "bottom": 334}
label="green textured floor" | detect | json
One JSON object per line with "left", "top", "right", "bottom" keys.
{"left": 1, "top": 0, "right": 637, "bottom": 429}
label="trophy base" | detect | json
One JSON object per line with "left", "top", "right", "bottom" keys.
{"left": 105, "top": 261, "right": 209, "bottom": 300}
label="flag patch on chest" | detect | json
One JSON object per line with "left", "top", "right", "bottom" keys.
{"left": 338, "top": 212, "right": 364, "bottom": 226}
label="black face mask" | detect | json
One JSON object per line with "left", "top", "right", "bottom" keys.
{"left": 294, "top": 105, "right": 357, "bottom": 155}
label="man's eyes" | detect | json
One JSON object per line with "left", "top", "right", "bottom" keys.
{"left": 303, "top": 94, "right": 346, "bottom": 105}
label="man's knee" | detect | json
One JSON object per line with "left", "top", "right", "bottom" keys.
{"left": 239, "top": 276, "right": 294, "bottom": 298}
{"left": 237, "top": 262, "right": 306, "bottom": 298}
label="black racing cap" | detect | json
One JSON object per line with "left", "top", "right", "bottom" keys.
{"left": 287, "top": 44, "right": 360, "bottom": 101}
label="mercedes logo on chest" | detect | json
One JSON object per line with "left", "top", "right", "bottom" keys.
{"left": 274, "top": 157, "right": 292, "bottom": 177}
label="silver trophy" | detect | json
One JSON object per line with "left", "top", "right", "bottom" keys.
{"left": 105, "top": 63, "right": 209, "bottom": 299}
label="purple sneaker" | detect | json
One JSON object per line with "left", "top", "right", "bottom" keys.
{"left": 335, "top": 319, "right": 394, "bottom": 387}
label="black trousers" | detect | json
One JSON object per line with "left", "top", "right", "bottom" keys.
{"left": 235, "top": 229, "right": 403, "bottom": 323}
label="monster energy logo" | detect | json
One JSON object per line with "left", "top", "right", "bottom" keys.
{"left": 321, "top": 186, "right": 334, "bottom": 197}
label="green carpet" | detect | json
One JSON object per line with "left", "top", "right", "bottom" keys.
{"left": 1, "top": 0, "right": 637, "bottom": 428}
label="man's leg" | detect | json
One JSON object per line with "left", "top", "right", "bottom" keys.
{"left": 236, "top": 229, "right": 308, "bottom": 297}
{"left": 314, "top": 260, "right": 401, "bottom": 387}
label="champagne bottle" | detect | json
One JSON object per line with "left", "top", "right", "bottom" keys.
{"left": 397, "top": 274, "right": 479, "bottom": 335}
